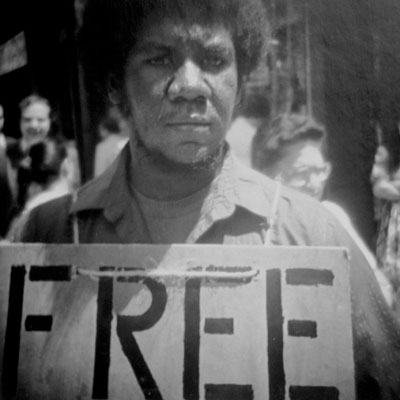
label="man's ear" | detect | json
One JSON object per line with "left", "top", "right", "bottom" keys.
{"left": 236, "top": 81, "right": 244, "bottom": 105}
{"left": 233, "top": 86, "right": 243, "bottom": 117}
{"left": 106, "top": 75, "right": 121, "bottom": 105}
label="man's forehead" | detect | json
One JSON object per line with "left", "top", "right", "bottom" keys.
{"left": 136, "top": 18, "right": 232, "bottom": 49}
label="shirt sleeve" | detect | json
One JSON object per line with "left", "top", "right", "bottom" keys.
{"left": 19, "top": 195, "right": 73, "bottom": 243}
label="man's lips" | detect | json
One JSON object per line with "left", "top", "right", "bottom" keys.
{"left": 165, "top": 120, "right": 211, "bottom": 127}
{"left": 164, "top": 121, "right": 212, "bottom": 135}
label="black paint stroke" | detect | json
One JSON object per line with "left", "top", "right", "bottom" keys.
{"left": 92, "top": 273, "right": 114, "bottom": 399}
{"left": 116, "top": 278, "right": 167, "bottom": 400}
{"left": 205, "top": 384, "right": 254, "bottom": 400}
{"left": 183, "top": 278, "right": 201, "bottom": 400}
{"left": 204, "top": 318, "right": 233, "bottom": 335}
{"left": 29, "top": 265, "right": 72, "bottom": 281}
{"left": 288, "top": 320, "right": 317, "bottom": 338}
{"left": 286, "top": 269, "right": 334, "bottom": 286}
{"left": 25, "top": 315, "right": 53, "bottom": 331}
{"left": 267, "top": 269, "right": 285, "bottom": 400}
{"left": 2, "top": 265, "right": 26, "bottom": 397}
{"left": 289, "top": 385, "right": 339, "bottom": 400}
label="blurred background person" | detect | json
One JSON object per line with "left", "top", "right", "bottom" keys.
{"left": 254, "top": 113, "right": 394, "bottom": 307}
{"left": 0, "top": 103, "right": 17, "bottom": 238}
{"left": 93, "top": 106, "right": 129, "bottom": 177}
{"left": 7, "top": 94, "right": 54, "bottom": 209}
{"left": 7, "top": 136, "right": 71, "bottom": 241}
{"left": 371, "top": 142, "right": 400, "bottom": 317}
{"left": 6, "top": 94, "right": 80, "bottom": 213}
{"left": 256, "top": 114, "right": 331, "bottom": 198}
{"left": 225, "top": 89, "right": 270, "bottom": 168}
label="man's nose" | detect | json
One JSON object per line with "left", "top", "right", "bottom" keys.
{"left": 167, "top": 60, "right": 211, "bottom": 102}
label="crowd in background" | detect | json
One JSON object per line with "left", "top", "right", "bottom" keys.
{"left": 0, "top": 95, "right": 80, "bottom": 240}
{"left": 371, "top": 139, "right": 400, "bottom": 319}
{"left": 0, "top": 94, "right": 131, "bottom": 242}
{"left": 93, "top": 105, "right": 129, "bottom": 177}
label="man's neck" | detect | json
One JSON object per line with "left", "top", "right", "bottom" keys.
{"left": 129, "top": 147, "right": 224, "bottom": 201}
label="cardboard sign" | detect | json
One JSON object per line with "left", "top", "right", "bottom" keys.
{"left": 0, "top": 244, "right": 355, "bottom": 400}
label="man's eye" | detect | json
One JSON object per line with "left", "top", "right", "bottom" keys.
{"left": 147, "top": 55, "right": 171, "bottom": 66}
{"left": 203, "top": 56, "right": 225, "bottom": 69}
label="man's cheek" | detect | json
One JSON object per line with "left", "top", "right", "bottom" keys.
{"left": 215, "top": 96, "right": 235, "bottom": 131}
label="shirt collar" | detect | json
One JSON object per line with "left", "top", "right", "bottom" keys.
{"left": 221, "top": 152, "right": 273, "bottom": 219}
{"left": 70, "top": 143, "right": 274, "bottom": 223}
{"left": 70, "top": 143, "right": 132, "bottom": 222}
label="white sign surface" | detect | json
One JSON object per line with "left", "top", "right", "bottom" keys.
{"left": 0, "top": 244, "right": 354, "bottom": 399}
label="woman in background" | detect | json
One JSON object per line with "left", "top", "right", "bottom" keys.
{"left": 93, "top": 106, "right": 129, "bottom": 177}
{"left": 371, "top": 143, "right": 400, "bottom": 317}
{"left": 255, "top": 113, "right": 394, "bottom": 307}
{"left": 6, "top": 94, "right": 80, "bottom": 212}
{"left": 7, "top": 136, "right": 71, "bottom": 241}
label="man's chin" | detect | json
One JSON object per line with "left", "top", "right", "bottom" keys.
{"left": 135, "top": 138, "right": 225, "bottom": 173}
{"left": 153, "top": 148, "right": 224, "bottom": 173}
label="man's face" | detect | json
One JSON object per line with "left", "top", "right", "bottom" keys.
{"left": 122, "top": 19, "right": 238, "bottom": 167}
{"left": 275, "top": 140, "right": 331, "bottom": 199}
{"left": 20, "top": 102, "right": 51, "bottom": 145}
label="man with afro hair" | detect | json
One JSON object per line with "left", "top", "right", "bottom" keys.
{"left": 20, "top": 0, "right": 400, "bottom": 398}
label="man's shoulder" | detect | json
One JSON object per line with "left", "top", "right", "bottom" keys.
{"left": 233, "top": 162, "right": 279, "bottom": 196}
{"left": 74, "top": 150, "right": 124, "bottom": 212}
{"left": 30, "top": 193, "right": 72, "bottom": 216}
{"left": 235, "top": 163, "right": 328, "bottom": 215}
{"left": 21, "top": 194, "right": 73, "bottom": 243}
{"left": 232, "top": 163, "right": 339, "bottom": 245}
{"left": 275, "top": 187, "right": 344, "bottom": 246}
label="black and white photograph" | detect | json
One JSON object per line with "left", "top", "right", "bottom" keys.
{"left": 1, "top": 0, "right": 400, "bottom": 399}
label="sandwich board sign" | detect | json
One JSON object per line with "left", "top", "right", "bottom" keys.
{"left": 0, "top": 243, "right": 355, "bottom": 399}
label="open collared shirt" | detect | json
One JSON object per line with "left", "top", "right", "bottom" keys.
{"left": 69, "top": 144, "right": 278, "bottom": 245}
